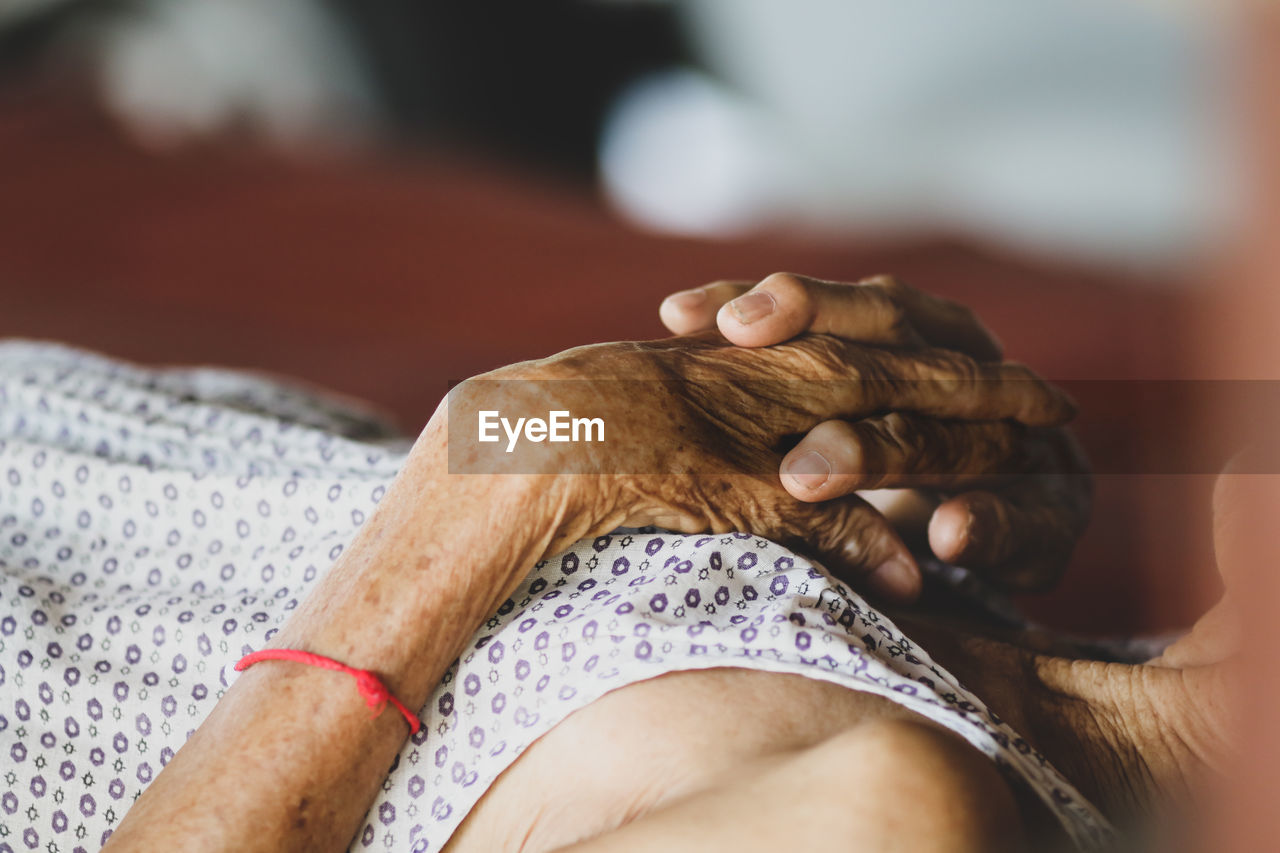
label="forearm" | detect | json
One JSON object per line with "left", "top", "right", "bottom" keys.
{"left": 104, "top": 415, "right": 617, "bottom": 852}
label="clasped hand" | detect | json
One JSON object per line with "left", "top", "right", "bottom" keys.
{"left": 448, "top": 273, "right": 1089, "bottom": 602}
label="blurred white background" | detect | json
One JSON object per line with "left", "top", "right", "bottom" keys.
{"left": 601, "top": 0, "right": 1230, "bottom": 267}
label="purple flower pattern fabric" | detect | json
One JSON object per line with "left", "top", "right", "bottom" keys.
{"left": 0, "top": 342, "right": 1113, "bottom": 852}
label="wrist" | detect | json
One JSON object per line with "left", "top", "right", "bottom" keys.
{"left": 272, "top": 412, "right": 623, "bottom": 705}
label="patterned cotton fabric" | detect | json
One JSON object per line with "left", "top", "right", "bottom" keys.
{"left": 0, "top": 342, "right": 1113, "bottom": 852}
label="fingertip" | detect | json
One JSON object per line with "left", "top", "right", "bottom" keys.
{"left": 930, "top": 492, "right": 1016, "bottom": 568}
{"left": 659, "top": 288, "right": 713, "bottom": 335}
{"left": 927, "top": 499, "right": 974, "bottom": 563}
{"left": 780, "top": 449, "right": 833, "bottom": 500}
{"left": 781, "top": 423, "right": 869, "bottom": 501}
{"left": 819, "top": 506, "right": 920, "bottom": 602}
{"left": 715, "top": 292, "right": 781, "bottom": 347}
{"left": 866, "top": 554, "right": 922, "bottom": 603}
{"left": 714, "top": 302, "right": 757, "bottom": 346}
{"left": 718, "top": 275, "right": 814, "bottom": 346}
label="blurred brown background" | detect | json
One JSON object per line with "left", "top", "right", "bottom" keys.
{"left": 0, "top": 0, "right": 1233, "bottom": 637}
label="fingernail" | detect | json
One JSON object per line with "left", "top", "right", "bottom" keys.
{"left": 728, "top": 291, "right": 776, "bottom": 324}
{"left": 868, "top": 558, "right": 919, "bottom": 601}
{"left": 927, "top": 500, "right": 974, "bottom": 563}
{"left": 665, "top": 288, "right": 707, "bottom": 310}
{"left": 784, "top": 450, "right": 830, "bottom": 491}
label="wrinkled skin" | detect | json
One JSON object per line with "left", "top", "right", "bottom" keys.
{"left": 451, "top": 326, "right": 1076, "bottom": 601}
{"left": 659, "top": 272, "right": 1093, "bottom": 594}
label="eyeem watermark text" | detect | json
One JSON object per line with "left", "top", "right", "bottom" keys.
{"left": 449, "top": 378, "right": 1280, "bottom": 474}
{"left": 478, "top": 410, "right": 605, "bottom": 452}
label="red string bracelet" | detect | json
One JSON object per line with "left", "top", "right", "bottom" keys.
{"left": 235, "top": 649, "right": 422, "bottom": 735}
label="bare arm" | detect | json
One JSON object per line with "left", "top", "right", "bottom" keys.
{"left": 103, "top": 413, "right": 618, "bottom": 852}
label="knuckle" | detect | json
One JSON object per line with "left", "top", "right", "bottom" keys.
{"left": 884, "top": 412, "right": 943, "bottom": 467}
{"left": 925, "top": 350, "right": 984, "bottom": 400}
{"left": 759, "top": 271, "right": 811, "bottom": 305}
{"left": 813, "top": 417, "right": 858, "bottom": 445}
{"left": 953, "top": 356, "right": 986, "bottom": 396}
{"left": 861, "top": 273, "right": 904, "bottom": 295}
{"left": 862, "top": 280, "right": 908, "bottom": 322}
{"left": 760, "top": 271, "right": 806, "bottom": 292}
{"left": 949, "top": 351, "right": 984, "bottom": 381}
{"left": 878, "top": 412, "right": 914, "bottom": 447}
{"left": 882, "top": 303, "right": 915, "bottom": 344}
{"left": 858, "top": 414, "right": 913, "bottom": 479}
{"left": 833, "top": 501, "right": 887, "bottom": 546}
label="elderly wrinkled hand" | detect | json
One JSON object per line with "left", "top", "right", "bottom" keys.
{"left": 450, "top": 320, "right": 1076, "bottom": 602}
{"left": 658, "top": 272, "right": 1092, "bottom": 594}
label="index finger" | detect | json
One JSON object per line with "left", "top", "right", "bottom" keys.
{"left": 764, "top": 339, "right": 1076, "bottom": 428}
{"left": 718, "top": 273, "right": 1004, "bottom": 360}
